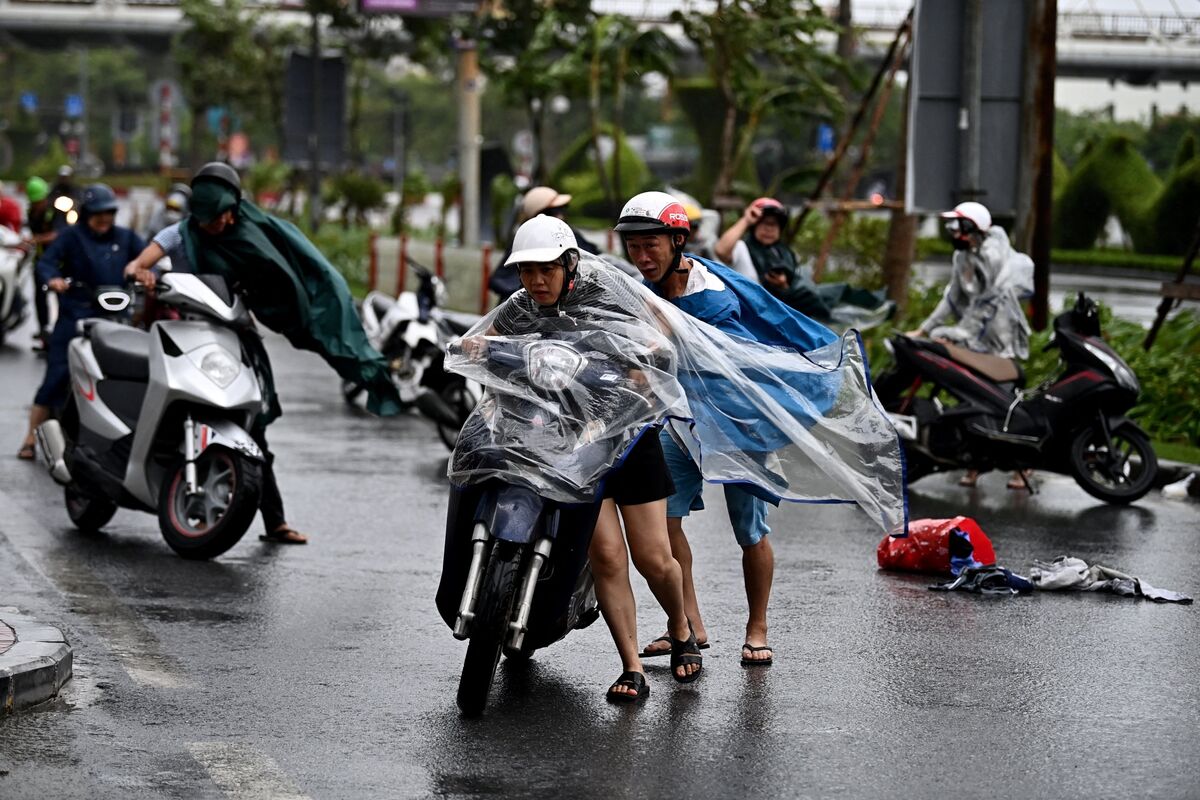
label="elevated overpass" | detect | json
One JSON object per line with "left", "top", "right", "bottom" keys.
{"left": 1, "top": 0, "right": 1198, "bottom": 84}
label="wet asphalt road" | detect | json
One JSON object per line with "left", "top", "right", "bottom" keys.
{"left": 1, "top": 318, "right": 1198, "bottom": 799}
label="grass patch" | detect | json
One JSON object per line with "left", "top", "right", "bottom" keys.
{"left": 1154, "top": 440, "right": 1200, "bottom": 466}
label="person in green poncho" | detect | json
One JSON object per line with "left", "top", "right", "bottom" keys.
{"left": 126, "top": 163, "right": 402, "bottom": 544}
{"left": 714, "top": 197, "right": 889, "bottom": 322}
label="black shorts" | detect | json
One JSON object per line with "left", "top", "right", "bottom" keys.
{"left": 603, "top": 429, "right": 676, "bottom": 506}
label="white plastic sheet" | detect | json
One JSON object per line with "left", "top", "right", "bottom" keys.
{"left": 446, "top": 256, "right": 906, "bottom": 533}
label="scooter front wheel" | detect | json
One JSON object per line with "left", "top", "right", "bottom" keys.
{"left": 65, "top": 483, "right": 118, "bottom": 533}
{"left": 1069, "top": 423, "right": 1158, "bottom": 505}
{"left": 457, "top": 541, "right": 521, "bottom": 716}
{"left": 158, "top": 448, "right": 263, "bottom": 560}
{"left": 437, "top": 381, "right": 478, "bottom": 450}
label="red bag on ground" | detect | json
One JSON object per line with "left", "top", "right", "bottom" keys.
{"left": 876, "top": 517, "right": 997, "bottom": 576}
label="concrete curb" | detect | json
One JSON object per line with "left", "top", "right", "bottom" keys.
{"left": 0, "top": 607, "right": 73, "bottom": 715}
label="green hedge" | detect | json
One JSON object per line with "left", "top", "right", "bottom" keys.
{"left": 549, "top": 124, "right": 652, "bottom": 219}
{"left": 1053, "top": 134, "right": 1161, "bottom": 250}
{"left": 1144, "top": 159, "right": 1200, "bottom": 256}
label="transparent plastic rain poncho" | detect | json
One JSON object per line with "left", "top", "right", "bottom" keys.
{"left": 445, "top": 256, "right": 907, "bottom": 534}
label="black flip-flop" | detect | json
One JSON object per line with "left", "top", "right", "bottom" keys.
{"left": 606, "top": 671, "right": 649, "bottom": 704}
{"left": 641, "top": 635, "right": 710, "bottom": 658}
{"left": 741, "top": 644, "right": 773, "bottom": 667}
{"left": 671, "top": 635, "right": 703, "bottom": 684}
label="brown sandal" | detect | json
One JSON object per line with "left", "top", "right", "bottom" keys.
{"left": 16, "top": 443, "right": 36, "bottom": 461}
{"left": 259, "top": 527, "right": 308, "bottom": 544}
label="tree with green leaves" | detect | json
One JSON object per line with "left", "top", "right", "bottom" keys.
{"left": 476, "top": 0, "right": 592, "bottom": 182}
{"left": 671, "top": 0, "right": 843, "bottom": 203}
{"left": 174, "top": 0, "right": 268, "bottom": 166}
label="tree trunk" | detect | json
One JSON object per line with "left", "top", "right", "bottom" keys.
{"left": 529, "top": 98, "right": 547, "bottom": 185}
{"left": 612, "top": 46, "right": 628, "bottom": 209}
{"left": 589, "top": 38, "right": 614, "bottom": 216}
{"left": 881, "top": 77, "right": 916, "bottom": 309}
{"left": 189, "top": 102, "right": 203, "bottom": 169}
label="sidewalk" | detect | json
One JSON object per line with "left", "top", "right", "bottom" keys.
{"left": 0, "top": 608, "right": 72, "bottom": 714}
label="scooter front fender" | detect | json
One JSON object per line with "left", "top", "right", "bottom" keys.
{"left": 188, "top": 417, "right": 264, "bottom": 462}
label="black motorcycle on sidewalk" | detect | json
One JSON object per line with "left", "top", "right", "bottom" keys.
{"left": 436, "top": 334, "right": 665, "bottom": 716}
{"left": 875, "top": 293, "right": 1157, "bottom": 504}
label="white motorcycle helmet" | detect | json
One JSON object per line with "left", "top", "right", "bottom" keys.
{"left": 504, "top": 214, "right": 580, "bottom": 267}
{"left": 940, "top": 201, "right": 992, "bottom": 234}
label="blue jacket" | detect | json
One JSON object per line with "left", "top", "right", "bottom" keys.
{"left": 36, "top": 223, "right": 145, "bottom": 318}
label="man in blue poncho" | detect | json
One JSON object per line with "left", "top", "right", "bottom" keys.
{"left": 615, "top": 191, "right": 839, "bottom": 667}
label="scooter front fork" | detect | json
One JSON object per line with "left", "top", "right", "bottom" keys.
{"left": 183, "top": 415, "right": 200, "bottom": 496}
{"left": 508, "top": 538, "right": 553, "bottom": 653}
{"left": 453, "top": 523, "right": 491, "bottom": 640}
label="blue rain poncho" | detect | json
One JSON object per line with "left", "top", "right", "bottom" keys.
{"left": 444, "top": 255, "right": 907, "bottom": 534}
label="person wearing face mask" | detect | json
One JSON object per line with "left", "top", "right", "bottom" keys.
{"left": 907, "top": 201, "right": 1034, "bottom": 488}
{"left": 18, "top": 184, "right": 145, "bottom": 460}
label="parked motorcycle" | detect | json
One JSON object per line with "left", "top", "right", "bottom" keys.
{"left": 0, "top": 227, "right": 31, "bottom": 346}
{"left": 36, "top": 273, "right": 267, "bottom": 559}
{"left": 436, "top": 335, "right": 668, "bottom": 716}
{"left": 346, "top": 262, "right": 480, "bottom": 448}
{"left": 876, "top": 293, "right": 1157, "bottom": 504}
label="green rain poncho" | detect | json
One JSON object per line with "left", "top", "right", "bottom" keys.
{"left": 182, "top": 180, "right": 401, "bottom": 424}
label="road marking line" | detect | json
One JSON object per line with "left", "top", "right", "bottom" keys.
{"left": 0, "top": 489, "right": 192, "bottom": 689}
{"left": 188, "top": 742, "right": 312, "bottom": 800}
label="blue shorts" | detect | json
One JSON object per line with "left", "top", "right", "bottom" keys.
{"left": 659, "top": 429, "right": 771, "bottom": 548}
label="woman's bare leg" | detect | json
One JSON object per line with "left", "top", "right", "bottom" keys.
{"left": 588, "top": 500, "right": 643, "bottom": 697}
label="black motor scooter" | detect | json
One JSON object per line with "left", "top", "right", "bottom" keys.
{"left": 875, "top": 293, "right": 1157, "bottom": 504}
{"left": 436, "top": 335, "right": 664, "bottom": 716}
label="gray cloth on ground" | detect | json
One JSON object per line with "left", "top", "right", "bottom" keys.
{"left": 1029, "top": 556, "right": 1193, "bottom": 604}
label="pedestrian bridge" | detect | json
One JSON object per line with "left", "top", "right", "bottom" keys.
{"left": 1, "top": 0, "right": 1198, "bottom": 84}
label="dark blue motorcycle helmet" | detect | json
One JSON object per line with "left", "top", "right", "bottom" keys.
{"left": 80, "top": 183, "right": 119, "bottom": 216}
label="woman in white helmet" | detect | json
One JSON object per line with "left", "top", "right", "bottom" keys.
{"left": 908, "top": 201, "right": 1035, "bottom": 488}
{"left": 461, "top": 213, "right": 701, "bottom": 702}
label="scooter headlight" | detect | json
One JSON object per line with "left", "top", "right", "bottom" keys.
{"left": 188, "top": 344, "right": 241, "bottom": 389}
{"left": 524, "top": 342, "right": 585, "bottom": 392}
{"left": 1082, "top": 340, "right": 1139, "bottom": 393}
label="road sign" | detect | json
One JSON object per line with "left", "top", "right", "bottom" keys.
{"left": 358, "top": 0, "right": 476, "bottom": 16}
{"left": 65, "top": 94, "right": 84, "bottom": 119}
{"left": 19, "top": 92, "right": 37, "bottom": 113}
{"left": 816, "top": 123, "right": 835, "bottom": 156}
{"left": 905, "top": 0, "right": 1028, "bottom": 216}
{"left": 282, "top": 52, "right": 346, "bottom": 168}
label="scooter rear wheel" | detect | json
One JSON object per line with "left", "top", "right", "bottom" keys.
{"left": 457, "top": 541, "right": 521, "bottom": 716}
{"left": 1069, "top": 423, "right": 1157, "bottom": 505}
{"left": 437, "top": 381, "right": 478, "bottom": 450}
{"left": 65, "top": 483, "right": 118, "bottom": 533}
{"left": 158, "top": 448, "right": 262, "bottom": 560}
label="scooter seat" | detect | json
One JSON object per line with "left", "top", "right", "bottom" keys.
{"left": 934, "top": 340, "right": 1025, "bottom": 387}
{"left": 89, "top": 321, "right": 150, "bottom": 381}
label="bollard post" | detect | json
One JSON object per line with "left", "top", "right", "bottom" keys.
{"left": 435, "top": 237, "right": 445, "bottom": 279}
{"left": 479, "top": 242, "right": 492, "bottom": 315}
{"left": 368, "top": 231, "right": 378, "bottom": 292}
{"left": 398, "top": 234, "right": 408, "bottom": 295}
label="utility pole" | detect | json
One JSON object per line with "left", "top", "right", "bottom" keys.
{"left": 958, "top": 0, "right": 984, "bottom": 203}
{"left": 78, "top": 48, "right": 89, "bottom": 166}
{"left": 457, "top": 38, "right": 481, "bottom": 247}
{"left": 308, "top": 12, "right": 322, "bottom": 231}
{"left": 1014, "top": 0, "right": 1057, "bottom": 329}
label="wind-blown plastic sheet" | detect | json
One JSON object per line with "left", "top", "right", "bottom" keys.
{"left": 445, "top": 256, "right": 907, "bottom": 533}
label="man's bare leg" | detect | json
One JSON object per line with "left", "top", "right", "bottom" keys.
{"left": 741, "top": 536, "right": 773, "bottom": 663}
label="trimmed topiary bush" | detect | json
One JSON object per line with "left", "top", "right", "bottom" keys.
{"left": 1053, "top": 134, "right": 1161, "bottom": 250}
{"left": 1144, "top": 159, "right": 1200, "bottom": 255}
{"left": 549, "top": 124, "right": 652, "bottom": 220}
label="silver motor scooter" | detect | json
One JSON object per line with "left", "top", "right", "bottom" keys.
{"left": 37, "top": 273, "right": 266, "bottom": 560}
{"left": 0, "top": 226, "right": 31, "bottom": 346}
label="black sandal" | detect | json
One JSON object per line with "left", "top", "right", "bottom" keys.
{"left": 741, "top": 644, "right": 774, "bottom": 667}
{"left": 670, "top": 634, "right": 703, "bottom": 684}
{"left": 259, "top": 527, "right": 308, "bottom": 544}
{"left": 606, "top": 671, "right": 649, "bottom": 704}
{"left": 640, "top": 634, "right": 710, "bottom": 659}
